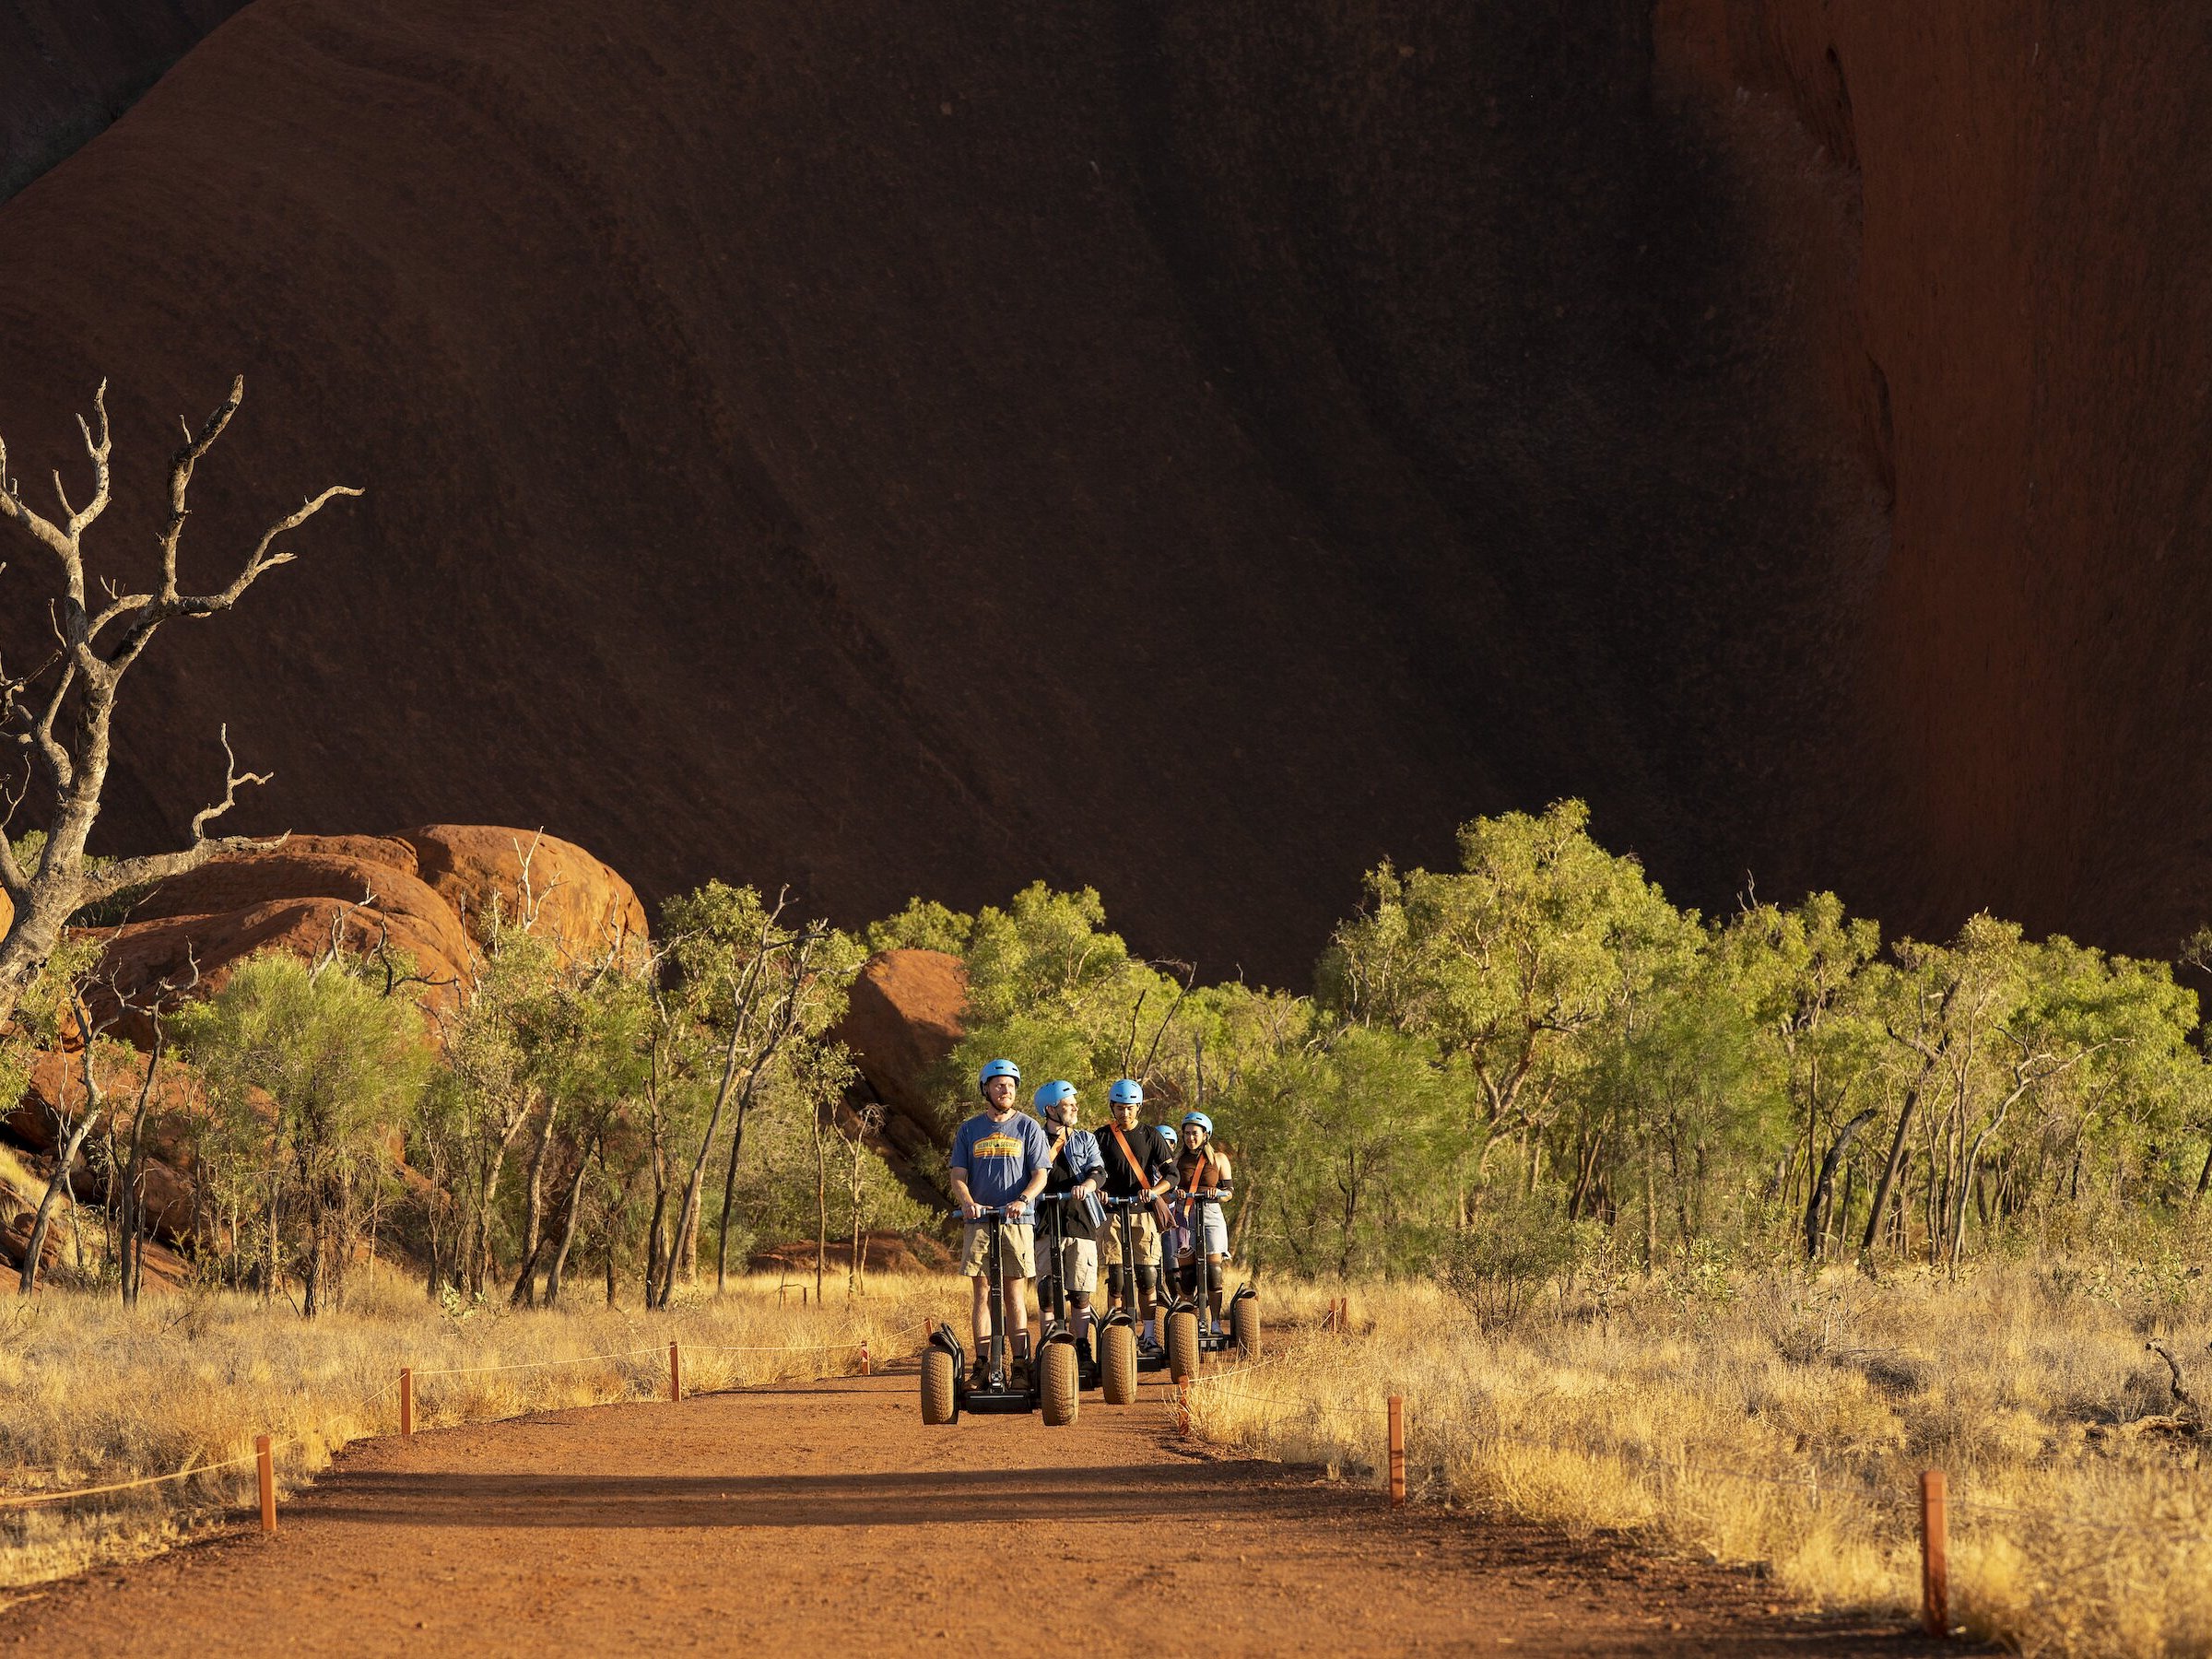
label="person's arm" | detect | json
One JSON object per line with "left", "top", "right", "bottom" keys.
{"left": 1008, "top": 1119, "right": 1051, "bottom": 1218}
{"left": 1209, "top": 1151, "right": 1235, "bottom": 1200}
{"left": 1144, "top": 1140, "right": 1174, "bottom": 1200}
{"left": 948, "top": 1124, "right": 982, "bottom": 1219}
{"left": 1074, "top": 1134, "right": 1105, "bottom": 1197}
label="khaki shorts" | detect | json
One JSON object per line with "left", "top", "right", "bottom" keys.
{"left": 1099, "top": 1208, "right": 1160, "bottom": 1267}
{"left": 960, "top": 1219, "right": 1035, "bottom": 1278}
{"left": 1052, "top": 1232, "right": 1100, "bottom": 1296}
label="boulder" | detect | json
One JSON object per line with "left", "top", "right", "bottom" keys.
{"left": 132, "top": 1235, "right": 193, "bottom": 1295}
{"left": 78, "top": 825, "right": 648, "bottom": 1025}
{"left": 830, "top": 948, "right": 968, "bottom": 1206}
{"left": 6, "top": 1050, "right": 235, "bottom": 1248}
{"left": 400, "top": 826, "right": 649, "bottom": 967}
{"left": 0, "top": 1204, "right": 65, "bottom": 1275}
{"left": 92, "top": 895, "right": 471, "bottom": 1021}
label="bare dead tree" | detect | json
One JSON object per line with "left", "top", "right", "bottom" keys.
{"left": 0, "top": 379, "right": 359, "bottom": 1027}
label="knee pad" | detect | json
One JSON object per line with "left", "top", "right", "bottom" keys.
{"left": 1179, "top": 1261, "right": 1200, "bottom": 1297}
{"left": 1205, "top": 1258, "right": 1223, "bottom": 1295}
{"left": 1135, "top": 1265, "right": 1157, "bottom": 1298}
{"left": 1070, "top": 1290, "right": 1091, "bottom": 1312}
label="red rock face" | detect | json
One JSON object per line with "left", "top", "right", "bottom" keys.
{"left": 0, "top": 3, "right": 2206, "bottom": 974}
{"left": 84, "top": 826, "right": 645, "bottom": 1017}
{"left": 831, "top": 947, "right": 969, "bottom": 1203}
{"left": 0, "top": 0, "right": 247, "bottom": 199}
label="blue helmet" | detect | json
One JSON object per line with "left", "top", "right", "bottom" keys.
{"left": 1033, "top": 1079, "right": 1077, "bottom": 1112}
{"left": 1108, "top": 1078, "right": 1145, "bottom": 1106}
{"left": 1153, "top": 1124, "right": 1177, "bottom": 1149}
{"left": 1182, "top": 1112, "right": 1214, "bottom": 1136}
{"left": 978, "top": 1058, "right": 1021, "bottom": 1096}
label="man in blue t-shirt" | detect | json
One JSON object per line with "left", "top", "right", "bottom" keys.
{"left": 949, "top": 1058, "right": 1053, "bottom": 1384}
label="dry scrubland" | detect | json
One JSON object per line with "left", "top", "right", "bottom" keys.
{"left": 0, "top": 1270, "right": 958, "bottom": 1594}
{"left": 1207, "top": 1256, "right": 2212, "bottom": 1659}
{"left": 12, "top": 1256, "right": 2212, "bottom": 1657}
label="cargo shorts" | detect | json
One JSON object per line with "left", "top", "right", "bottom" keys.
{"left": 1053, "top": 1231, "right": 1100, "bottom": 1296}
{"left": 960, "top": 1218, "right": 1036, "bottom": 1278}
{"left": 1099, "top": 1207, "right": 1160, "bottom": 1267}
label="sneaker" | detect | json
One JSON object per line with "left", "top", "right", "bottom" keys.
{"left": 970, "top": 1360, "right": 992, "bottom": 1390}
{"left": 1137, "top": 1334, "right": 1162, "bottom": 1357}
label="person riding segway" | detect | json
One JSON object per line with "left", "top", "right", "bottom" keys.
{"left": 1092, "top": 1078, "right": 1176, "bottom": 1404}
{"left": 923, "top": 1059, "right": 1053, "bottom": 1423}
{"left": 1031, "top": 1080, "right": 1105, "bottom": 1404}
{"left": 1161, "top": 1112, "right": 1259, "bottom": 1381}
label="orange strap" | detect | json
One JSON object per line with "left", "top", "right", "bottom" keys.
{"left": 1106, "top": 1122, "right": 1152, "bottom": 1193}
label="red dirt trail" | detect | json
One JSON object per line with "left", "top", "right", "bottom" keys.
{"left": 4, "top": 1366, "right": 1953, "bottom": 1656}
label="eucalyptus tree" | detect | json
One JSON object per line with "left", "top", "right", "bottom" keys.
{"left": 0, "top": 380, "right": 358, "bottom": 1025}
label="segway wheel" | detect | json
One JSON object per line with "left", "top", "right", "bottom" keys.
{"left": 1041, "top": 1342, "right": 1080, "bottom": 1427}
{"left": 1166, "top": 1309, "right": 1200, "bottom": 1382}
{"left": 1231, "top": 1295, "right": 1261, "bottom": 1359}
{"left": 1101, "top": 1324, "right": 1138, "bottom": 1406}
{"left": 921, "top": 1347, "right": 959, "bottom": 1425}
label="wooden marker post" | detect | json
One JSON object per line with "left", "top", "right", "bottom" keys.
{"left": 668, "top": 1341, "right": 682, "bottom": 1403}
{"left": 859, "top": 1340, "right": 871, "bottom": 1376}
{"left": 1920, "top": 1470, "right": 1948, "bottom": 1636}
{"left": 399, "top": 1367, "right": 414, "bottom": 1436}
{"left": 1387, "top": 1396, "right": 1406, "bottom": 1507}
{"left": 255, "top": 1435, "right": 276, "bottom": 1535}
{"left": 1177, "top": 1381, "right": 1192, "bottom": 1437}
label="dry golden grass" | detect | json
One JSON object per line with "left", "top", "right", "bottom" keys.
{"left": 1202, "top": 1262, "right": 2212, "bottom": 1659}
{"left": 0, "top": 1267, "right": 959, "bottom": 1594}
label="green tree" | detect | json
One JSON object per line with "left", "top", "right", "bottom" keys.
{"left": 177, "top": 953, "right": 429, "bottom": 1315}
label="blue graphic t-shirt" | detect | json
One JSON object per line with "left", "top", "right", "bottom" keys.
{"left": 950, "top": 1110, "right": 1053, "bottom": 1208}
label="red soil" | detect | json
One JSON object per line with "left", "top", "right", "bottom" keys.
{"left": 1, "top": 4, "right": 2207, "bottom": 974}
{"left": 0, "top": 1366, "right": 1959, "bottom": 1655}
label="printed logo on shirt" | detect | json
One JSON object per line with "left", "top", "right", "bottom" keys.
{"left": 971, "top": 1133, "right": 1025, "bottom": 1159}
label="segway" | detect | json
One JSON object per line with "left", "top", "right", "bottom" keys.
{"left": 1160, "top": 1189, "right": 1260, "bottom": 1382}
{"left": 1098, "top": 1194, "right": 1168, "bottom": 1405}
{"left": 1030, "top": 1192, "right": 1088, "bottom": 1425}
{"left": 921, "top": 1205, "right": 1075, "bottom": 1425}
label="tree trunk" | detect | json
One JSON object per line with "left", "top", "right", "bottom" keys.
{"left": 814, "top": 1127, "right": 829, "bottom": 1304}
{"left": 1860, "top": 1065, "right": 1933, "bottom": 1261}
{"left": 712, "top": 1089, "right": 760, "bottom": 1294}
{"left": 1804, "top": 1109, "right": 1875, "bottom": 1260}
{"left": 17, "top": 1115, "right": 97, "bottom": 1294}
{"left": 543, "top": 1151, "right": 593, "bottom": 1309}
{"left": 509, "top": 1100, "right": 557, "bottom": 1307}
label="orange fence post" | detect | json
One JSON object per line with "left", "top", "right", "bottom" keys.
{"left": 255, "top": 1435, "right": 276, "bottom": 1535}
{"left": 668, "top": 1341, "right": 682, "bottom": 1403}
{"left": 1920, "top": 1470, "right": 1948, "bottom": 1637}
{"left": 1387, "top": 1396, "right": 1406, "bottom": 1508}
{"left": 399, "top": 1367, "right": 414, "bottom": 1436}
{"left": 1177, "top": 1381, "right": 1191, "bottom": 1437}
{"left": 859, "top": 1340, "right": 871, "bottom": 1376}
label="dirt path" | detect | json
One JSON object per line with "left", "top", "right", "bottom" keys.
{"left": 5, "top": 1367, "right": 1948, "bottom": 1655}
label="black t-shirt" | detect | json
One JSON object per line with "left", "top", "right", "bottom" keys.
{"left": 1093, "top": 1122, "right": 1175, "bottom": 1198}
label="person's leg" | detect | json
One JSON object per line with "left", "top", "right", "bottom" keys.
{"left": 970, "top": 1273, "right": 991, "bottom": 1353}
{"left": 1006, "top": 1223, "right": 1036, "bottom": 1360}
{"left": 1205, "top": 1253, "right": 1225, "bottom": 1330}
{"left": 1134, "top": 1213, "right": 1159, "bottom": 1344}
{"left": 1067, "top": 1234, "right": 1099, "bottom": 1347}
{"left": 961, "top": 1223, "right": 991, "bottom": 1362}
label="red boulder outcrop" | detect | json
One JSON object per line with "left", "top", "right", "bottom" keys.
{"left": 399, "top": 827, "right": 648, "bottom": 966}
{"left": 830, "top": 948, "right": 967, "bottom": 1206}
{"left": 80, "top": 825, "right": 646, "bottom": 1022}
